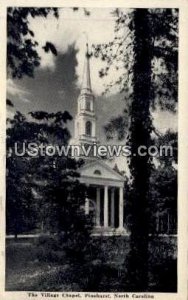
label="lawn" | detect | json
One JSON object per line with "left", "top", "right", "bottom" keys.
{"left": 6, "top": 236, "right": 177, "bottom": 292}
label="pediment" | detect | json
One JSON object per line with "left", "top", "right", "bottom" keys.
{"left": 79, "top": 159, "right": 125, "bottom": 182}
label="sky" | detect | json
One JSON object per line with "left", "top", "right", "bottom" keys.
{"left": 7, "top": 8, "right": 177, "bottom": 172}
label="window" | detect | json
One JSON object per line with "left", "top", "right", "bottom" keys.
{"left": 86, "top": 99, "right": 91, "bottom": 111}
{"left": 85, "top": 121, "right": 92, "bottom": 136}
{"left": 94, "top": 170, "right": 101, "bottom": 175}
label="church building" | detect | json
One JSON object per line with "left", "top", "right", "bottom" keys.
{"left": 72, "top": 44, "right": 128, "bottom": 236}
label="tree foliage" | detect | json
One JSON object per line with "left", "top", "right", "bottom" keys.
{"left": 6, "top": 110, "right": 92, "bottom": 240}
{"left": 93, "top": 8, "right": 178, "bottom": 139}
{"left": 7, "top": 8, "right": 59, "bottom": 79}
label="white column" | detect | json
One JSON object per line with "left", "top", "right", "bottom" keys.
{"left": 96, "top": 187, "right": 101, "bottom": 227}
{"left": 110, "top": 188, "right": 115, "bottom": 228}
{"left": 92, "top": 120, "right": 96, "bottom": 137}
{"left": 85, "top": 197, "right": 89, "bottom": 215}
{"left": 119, "top": 187, "right": 124, "bottom": 229}
{"left": 104, "top": 185, "right": 109, "bottom": 227}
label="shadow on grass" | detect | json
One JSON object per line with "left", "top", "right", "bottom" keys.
{"left": 6, "top": 235, "right": 177, "bottom": 292}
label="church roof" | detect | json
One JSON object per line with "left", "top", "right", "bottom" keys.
{"left": 79, "top": 159, "right": 125, "bottom": 182}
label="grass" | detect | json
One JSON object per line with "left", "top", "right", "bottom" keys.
{"left": 6, "top": 236, "right": 177, "bottom": 292}
{"left": 6, "top": 241, "right": 75, "bottom": 291}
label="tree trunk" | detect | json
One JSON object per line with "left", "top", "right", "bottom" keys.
{"left": 127, "top": 9, "right": 152, "bottom": 291}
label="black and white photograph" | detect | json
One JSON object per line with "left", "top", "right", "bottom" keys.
{"left": 1, "top": 1, "right": 188, "bottom": 299}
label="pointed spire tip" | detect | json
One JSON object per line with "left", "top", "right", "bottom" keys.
{"left": 81, "top": 43, "right": 92, "bottom": 92}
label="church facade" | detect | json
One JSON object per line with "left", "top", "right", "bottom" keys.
{"left": 72, "top": 45, "right": 128, "bottom": 236}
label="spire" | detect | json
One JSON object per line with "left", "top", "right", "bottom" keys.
{"left": 81, "top": 43, "right": 92, "bottom": 93}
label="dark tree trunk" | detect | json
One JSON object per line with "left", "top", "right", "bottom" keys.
{"left": 127, "top": 9, "right": 152, "bottom": 291}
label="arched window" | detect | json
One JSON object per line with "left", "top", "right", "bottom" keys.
{"left": 85, "top": 121, "right": 92, "bottom": 136}
{"left": 86, "top": 99, "right": 91, "bottom": 111}
{"left": 94, "top": 169, "right": 101, "bottom": 175}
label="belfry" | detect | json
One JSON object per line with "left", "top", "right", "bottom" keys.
{"left": 74, "top": 44, "right": 128, "bottom": 236}
{"left": 74, "top": 43, "right": 99, "bottom": 146}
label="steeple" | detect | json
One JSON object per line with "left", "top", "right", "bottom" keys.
{"left": 81, "top": 43, "right": 92, "bottom": 94}
{"left": 73, "top": 43, "right": 99, "bottom": 147}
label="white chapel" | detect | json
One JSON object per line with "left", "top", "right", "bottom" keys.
{"left": 72, "top": 44, "right": 128, "bottom": 236}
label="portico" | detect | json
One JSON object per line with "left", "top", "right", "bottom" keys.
{"left": 79, "top": 160, "right": 128, "bottom": 236}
